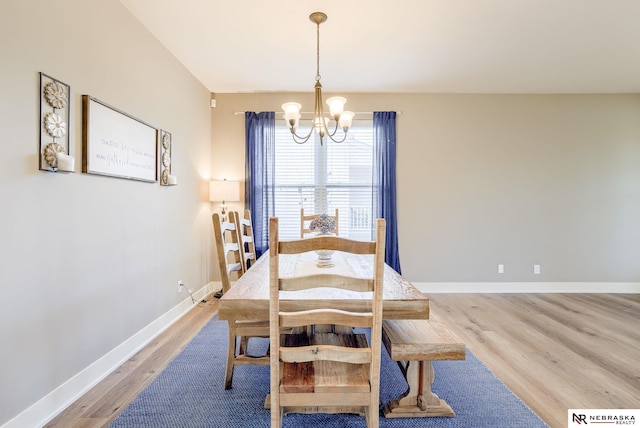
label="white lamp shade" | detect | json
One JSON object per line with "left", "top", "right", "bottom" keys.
{"left": 209, "top": 180, "right": 240, "bottom": 202}
{"left": 313, "top": 116, "right": 328, "bottom": 128}
{"left": 282, "top": 102, "right": 302, "bottom": 114}
{"left": 282, "top": 102, "right": 302, "bottom": 130}
{"left": 339, "top": 111, "right": 355, "bottom": 129}
{"left": 282, "top": 112, "right": 301, "bottom": 130}
{"left": 325, "top": 96, "right": 346, "bottom": 118}
{"left": 313, "top": 116, "right": 330, "bottom": 137}
{"left": 282, "top": 102, "right": 301, "bottom": 117}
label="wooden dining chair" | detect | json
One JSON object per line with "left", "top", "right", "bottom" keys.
{"left": 232, "top": 209, "right": 256, "bottom": 272}
{"left": 300, "top": 208, "right": 339, "bottom": 238}
{"left": 269, "top": 217, "right": 386, "bottom": 428}
{"left": 213, "top": 212, "right": 243, "bottom": 293}
{"left": 212, "top": 212, "right": 270, "bottom": 389}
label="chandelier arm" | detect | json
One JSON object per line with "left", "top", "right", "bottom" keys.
{"left": 318, "top": 104, "right": 347, "bottom": 142}
{"left": 326, "top": 119, "right": 341, "bottom": 138}
{"left": 325, "top": 130, "right": 348, "bottom": 144}
{"left": 290, "top": 126, "right": 315, "bottom": 144}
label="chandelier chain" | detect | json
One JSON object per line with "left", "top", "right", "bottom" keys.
{"left": 316, "top": 20, "right": 321, "bottom": 82}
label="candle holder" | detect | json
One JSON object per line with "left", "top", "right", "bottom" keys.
{"left": 160, "top": 130, "right": 177, "bottom": 186}
{"left": 39, "top": 73, "right": 72, "bottom": 173}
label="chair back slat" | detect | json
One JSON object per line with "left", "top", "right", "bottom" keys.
{"left": 280, "top": 310, "right": 373, "bottom": 329}
{"left": 279, "top": 275, "right": 374, "bottom": 292}
{"left": 279, "top": 235, "right": 374, "bottom": 254}
{"left": 280, "top": 344, "right": 371, "bottom": 364}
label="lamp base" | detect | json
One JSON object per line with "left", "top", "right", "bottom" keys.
{"left": 220, "top": 203, "right": 228, "bottom": 222}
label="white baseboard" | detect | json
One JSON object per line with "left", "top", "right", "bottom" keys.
{"left": 3, "top": 283, "right": 213, "bottom": 428}
{"left": 210, "top": 280, "right": 222, "bottom": 294}
{"left": 414, "top": 282, "right": 640, "bottom": 294}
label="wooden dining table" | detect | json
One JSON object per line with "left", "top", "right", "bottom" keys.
{"left": 218, "top": 249, "right": 432, "bottom": 417}
{"left": 218, "top": 249, "right": 429, "bottom": 322}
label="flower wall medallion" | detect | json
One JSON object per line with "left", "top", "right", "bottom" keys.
{"left": 39, "top": 73, "right": 70, "bottom": 172}
{"left": 43, "top": 142, "right": 65, "bottom": 169}
{"left": 44, "top": 81, "right": 68, "bottom": 109}
{"left": 162, "top": 131, "right": 171, "bottom": 150}
{"left": 44, "top": 112, "right": 67, "bottom": 138}
{"left": 160, "top": 130, "right": 172, "bottom": 185}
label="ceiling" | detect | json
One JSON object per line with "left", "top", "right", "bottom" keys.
{"left": 119, "top": 0, "right": 640, "bottom": 94}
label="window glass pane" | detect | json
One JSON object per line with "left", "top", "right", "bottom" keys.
{"left": 274, "top": 119, "right": 374, "bottom": 241}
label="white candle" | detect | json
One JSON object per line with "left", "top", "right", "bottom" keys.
{"left": 57, "top": 153, "right": 75, "bottom": 172}
{"left": 167, "top": 175, "right": 177, "bottom": 185}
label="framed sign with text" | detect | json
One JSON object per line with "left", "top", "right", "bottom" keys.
{"left": 82, "top": 95, "right": 158, "bottom": 182}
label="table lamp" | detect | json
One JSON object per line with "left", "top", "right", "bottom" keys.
{"left": 209, "top": 179, "right": 240, "bottom": 222}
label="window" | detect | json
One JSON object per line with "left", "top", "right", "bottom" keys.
{"left": 274, "top": 119, "right": 374, "bottom": 240}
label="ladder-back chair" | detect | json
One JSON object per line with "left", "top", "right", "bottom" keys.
{"left": 212, "top": 212, "right": 269, "bottom": 389}
{"left": 269, "top": 217, "right": 386, "bottom": 428}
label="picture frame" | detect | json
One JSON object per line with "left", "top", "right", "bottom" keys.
{"left": 39, "top": 73, "right": 71, "bottom": 172}
{"left": 82, "top": 95, "right": 158, "bottom": 182}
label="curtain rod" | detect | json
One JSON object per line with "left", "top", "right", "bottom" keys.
{"left": 233, "top": 111, "right": 402, "bottom": 115}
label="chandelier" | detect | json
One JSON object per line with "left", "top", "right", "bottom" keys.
{"left": 282, "top": 12, "right": 354, "bottom": 145}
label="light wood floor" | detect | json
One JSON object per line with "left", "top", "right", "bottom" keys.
{"left": 429, "top": 294, "right": 640, "bottom": 428}
{"left": 46, "top": 294, "right": 639, "bottom": 428}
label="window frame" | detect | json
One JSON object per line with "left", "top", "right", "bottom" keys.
{"left": 273, "top": 118, "right": 375, "bottom": 240}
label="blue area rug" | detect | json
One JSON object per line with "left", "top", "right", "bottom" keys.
{"left": 110, "top": 316, "right": 548, "bottom": 427}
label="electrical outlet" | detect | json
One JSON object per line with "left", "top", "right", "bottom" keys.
{"left": 533, "top": 265, "right": 541, "bottom": 275}
{"left": 178, "top": 280, "right": 184, "bottom": 293}
{"left": 497, "top": 264, "right": 504, "bottom": 274}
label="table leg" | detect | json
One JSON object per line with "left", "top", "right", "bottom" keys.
{"left": 383, "top": 360, "right": 455, "bottom": 418}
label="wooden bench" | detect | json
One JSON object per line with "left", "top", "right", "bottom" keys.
{"left": 382, "top": 314, "right": 466, "bottom": 418}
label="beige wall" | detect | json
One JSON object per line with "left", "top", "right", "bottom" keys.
{"left": 212, "top": 92, "right": 640, "bottom": 283}
{"left": 0, "top": 0, "right": 212, "bottom": 425}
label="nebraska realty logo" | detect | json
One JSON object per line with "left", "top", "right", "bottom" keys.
{"left": 569, "top": 409, "right": 639, "bottom": 426}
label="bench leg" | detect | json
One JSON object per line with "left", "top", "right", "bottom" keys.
{"left": 383, "top": 360, "right": 455, "bottom": 418}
